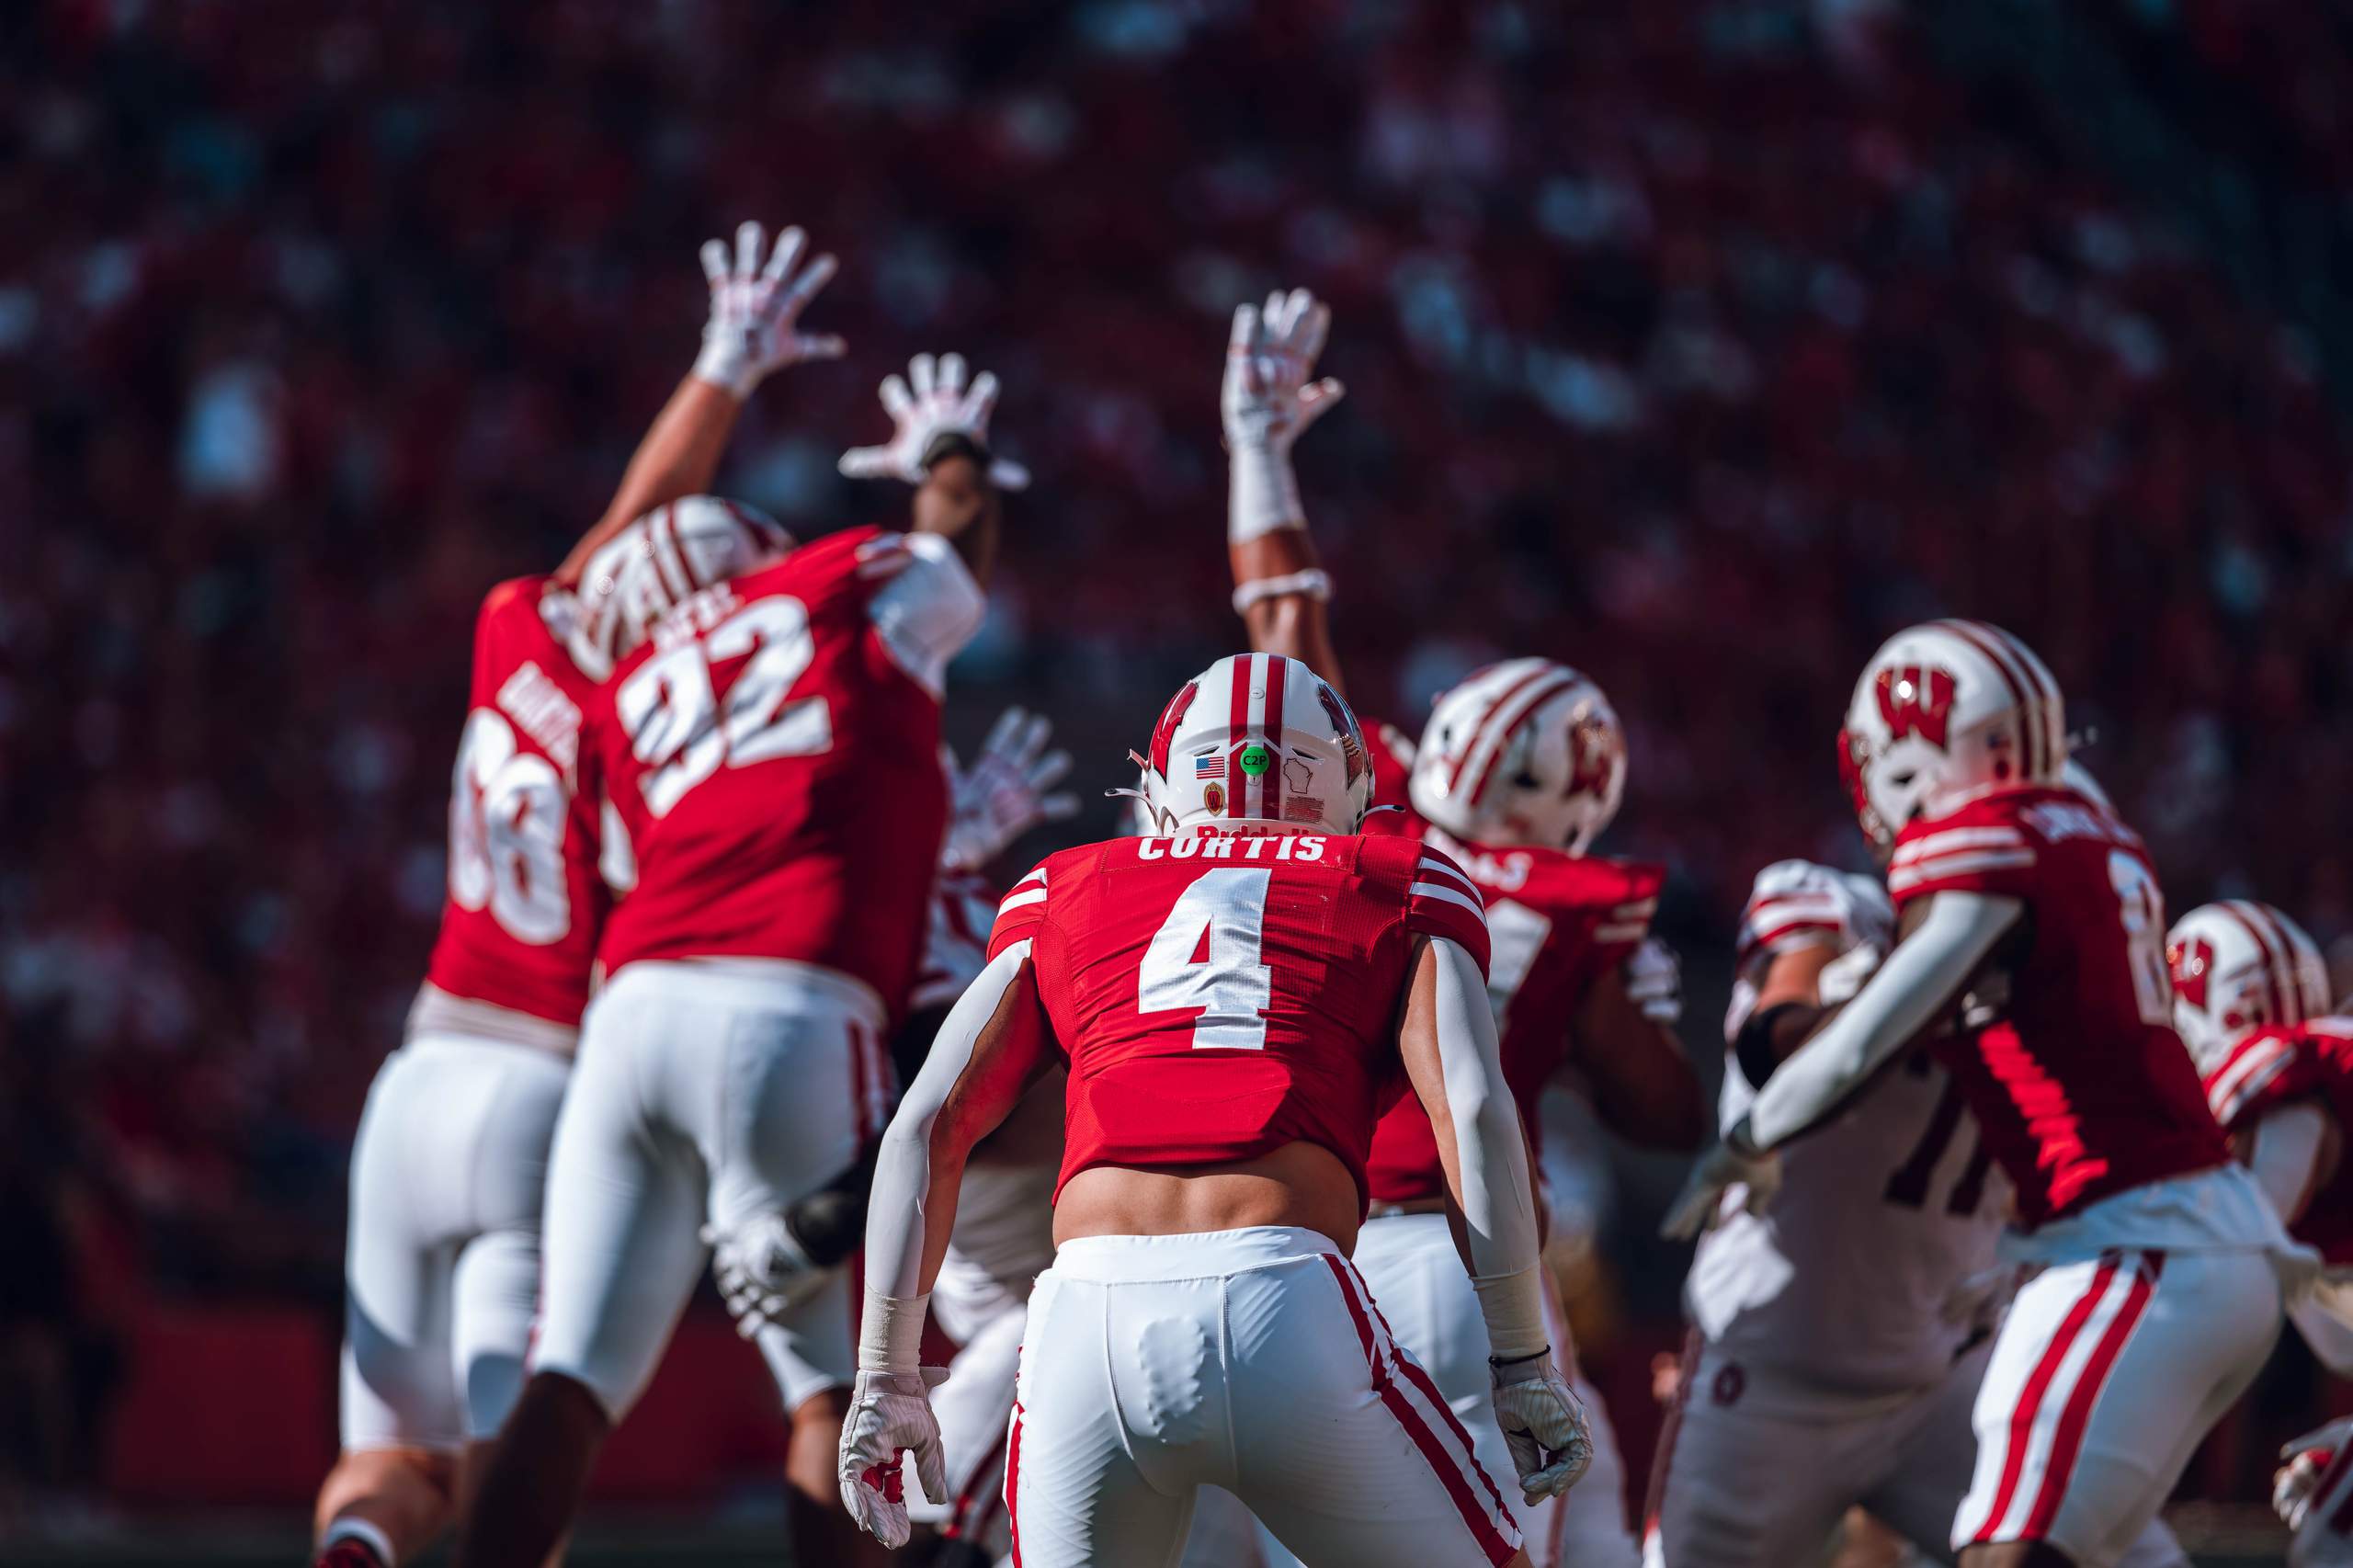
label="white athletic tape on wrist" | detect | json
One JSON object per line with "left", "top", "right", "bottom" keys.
{"left": 858, "top": 1285, "right": 930, "bottom": 1374}
{"left": 1231, "top": 570, "right": 1333, "bottom": 615}
{"left": 1471, "top": 1264, "right": 1551, "bottom": 1363}
{"left": 1228, "top": 440, "right": 1305, "bottom": 543}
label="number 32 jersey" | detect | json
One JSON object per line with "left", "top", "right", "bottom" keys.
{"left": 421, "top": 575, "right": 608, "bottom": 1041}
{"left": 590, "top": 527, "right": 983, "bottom": 1011}
{"left": 1889, "top": 784, "right": 2226, "bottom": 1228}
{"left": 985, "top": 833, "right": 1493, "bottom": 1209}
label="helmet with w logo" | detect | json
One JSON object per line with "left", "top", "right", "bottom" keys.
{"left": 554, "top": 495, "right": 793, "bottom": 679}
{"left": 2165, "top": 901, "right": 2330, "bottom": 1074}
{"left": 1135, "top": 653, "right": 1372, "bottom": 837}
{"left": 1838, "top": 619, "right": 2066, "bottom": 852}
{"left": 1407, "top": 658, "right": 1626, "bottom": 855}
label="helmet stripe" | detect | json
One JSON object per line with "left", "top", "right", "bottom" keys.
{"left": 1226, "top": 654, "right": 1252, "bottom": 820}
{"left": 1262, "top": 653, "right": 1287, "bottom": 823}
{"left": 1936, "top": 619, "right": 2041, "bottom": 779}
{"left": 1988, "top": 622, "right": 2064, "bottom": 777}
{"left": 2219, "top": 901, "right": 2289, "bottom": 1031}
{"left": 1443, "top": 661, "right": 1556, "bottom": 796}
{"left": 649, "top": 502, "right": 693, "bottom": 603}
{"left": 2243, "top": 901, "right": 2320, "bottom": 1026}
{"left": 1465, "top": 672, "right": 1581, "bottom": 811}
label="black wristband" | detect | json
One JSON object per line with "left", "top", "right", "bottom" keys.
{"left": 1733, "top": 1001, "right": 1805, "bottom": 1089}
{"left": 920, "top": 429, "right": 992, "bottom": 474}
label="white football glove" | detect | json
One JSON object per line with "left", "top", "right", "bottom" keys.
{"left": 838, "top": 1367, "right": 951, "bottom": 1549}
{"left": 1814, "top": 941, "right": 1884, "bottom": 1006}
{"left": 700, "top": 1215, "right": 835, "bottom": 1340}
{"left": 1489, "top": 1352, "right": 1593, "bottom": 1504}
{"left": 838, "top": 353, "right": 1029, "bottom": 490}
{"left": 689, "top": 221, "right": 845, "bottom": 398}
{"left": 2277, "top": 1417, "right": 2353, "bottom": 1530}
{"left": 1624, "top": 937, "right": 1683, "bottom": 1025}
{"left": 1659, "top": 1133, "right": 1782, "bottom": 1241}
{"left": 942, "top": 707, "right": 1079, "bottom": 873}
{"left": 1222, "top": 287, "right": 1345, "bottom": 456}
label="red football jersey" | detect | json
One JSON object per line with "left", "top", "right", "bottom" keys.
{"left": 1361, "top": 713, "right": 1426, "bottom": 837}
{"left": 592, "top": 528, "right": 976, "bottom": 1010}
{"left": 422, "top": 576, "right": 608, "bottom": 1029}
{"left": 2203, "top": 1018, "right": 2353, "bottom": 1266}
{"left": 985, "top": 832, "right": 1492, "bottom": 1208}
{"left": 1364, "top": 827, "right": 1662, "bottom": 1202}
{"left": 1888, "top": 784, "right": 2228, "bottom": 1226}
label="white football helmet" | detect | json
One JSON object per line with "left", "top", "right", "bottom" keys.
{"left": 555, "top": 495, "right": 793, "bottom": 678}
{"left": 1838, "top": 619, "right": 2067, "bottom": 852}
{"left": 2166, "top": 901, "right": 2330, "bottom": 1074}
{"left": 1406, "top": 658, "right": 1625, "bottom": 855}
{"left": 1135, "top": 653, "right": 1372, "bottom": 837}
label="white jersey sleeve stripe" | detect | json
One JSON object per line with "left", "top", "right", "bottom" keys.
{"left": 1414, "top": 857, "right": 1484, "bottom": 903}
{"left": 995, "top": 887, "right": 1048, "bottom": 915}
{"left": 1595, "top": 921, "right": 1650, "bottom": 943}
{"left": 1887, "top": 848, "right": 2036, "bottom": 892}
{"left": 1892, "top": 825, "right": 2029, "bottom": 865}
{"left": 2207, "top": 1037, "right": 2294, "bottom": 1126}
{"left": 1408, "top": 881, "right": 1488, "bottom": 923}
{"left": 1010, "top": 866, "right": 1048, "bottom": 892}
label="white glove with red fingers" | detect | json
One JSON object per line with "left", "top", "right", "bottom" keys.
{"left": 1489, "top": 1352, "right": 1594, "bottom": 1504}
{"left": 1659, "top": 1123, "right": 1783, "bottom": 1241}
{"left": 838, "top": 353, "right": 1029, "bottom": 490}
{"left": 699, "top": 1215, "right": 834, "bottom": 1340}
{"left": 1222, "top": 287, "right": 1345, "bottom": 545}
{"left": 838, "top": 1367, "right": 952, "bottom": 1549}
{"left": 943, "top": 707, "right": 1079, "bottom": 874}
{"left": 690, "top": 221, "right": 845, "bottom": 398}
{"left": 1624, "top": 937, "right": 1683, "bottom": 1025}
{"left": 2277, "top": 1416, "right": 2353, "bottom": 1532}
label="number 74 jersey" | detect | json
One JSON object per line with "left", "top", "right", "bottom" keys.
{"left": 985, "top": 833, "right": 1493, "bottom": 1210}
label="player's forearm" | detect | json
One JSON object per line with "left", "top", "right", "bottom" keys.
{"left": 1738, "top": 893, "right": 2020, "bottom": 1153}
{"left": 1574, "top": 978, "right": 1707, "bottom": 1150}
{"left": 2246, "top": 1103, "right": 2330, "bottom": 1227}
{"left": 1230, "top": 529, "right": 1343, "bottom": 691}
{"left": 1414, "top": 938, "right": 1548, "bottom": 1358}
{"left": 556, "top": 375, "right": 745, "bottom": 585}
{"left": 910, "top": 451, "right": 1002, "bottom": 587}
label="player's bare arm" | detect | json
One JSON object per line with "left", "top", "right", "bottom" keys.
{"left": 1567, "top": 961, "right": 1707, "bottom": 1151}
{"left": 2241, "top": 1103, "right": 2336, "bottom": 1226}
{"left": 1664, "top": 891, "right": 2023, "bottom": 1239}
{"left": 837, "top": 942, "right": 1051, "bottom": 1550}
{"left": 1223, "top": 289, "right": 1347, "bottom": 687}
{"left": 1395, "top": 934, "right": 1597, "bottom": 1506}
{"left": 556, "top": 220, "right": 843, "bottom": 584}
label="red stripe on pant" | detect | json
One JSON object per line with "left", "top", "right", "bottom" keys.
{"left": 2023, "top": 1252, "right": 2163, "bottom": 1538}
{"left": 1319, "top": 1254, "right": 1520, "bottom": 1565}
{"left": 1642, "top": 1329, "right": 1706, "bottom": 1542}
{"left": 1972, "top": 1251, "right": 2123, "bottom": 1543}
{"left": 1004, "top": 1401, "right": 1025, "bottom": 1566}
{"left": 1342, "top": 1257, "right": 1518, "bottom": 1529}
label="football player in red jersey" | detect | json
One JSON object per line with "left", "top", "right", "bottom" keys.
{"left": 840, "top": 653, "right": 1593, "bottom": 1567}
{"left": 452, "top": 351, "right": 1023, "bottom": 1568}
{"left": 2166, "top": 900, "right": 2353, "bottom": 1568}
{"left": 1665, "top": 619, "right": 2312, "bottom": 1568}
{"left": 1219, "top": 288, "right": 1697, "bottom": 1567}
{"left": 312, "top": 220, "right": 834, "bottom": 1568}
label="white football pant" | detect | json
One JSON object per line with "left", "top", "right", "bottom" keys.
{"left": 1256, "top": 1210, "right": 1632, "bottom": 1568}
{"left": 1953, "top": 1246, "right": 2278, "bottom": 1563}
{"left": 340, "top": 1032, "right": 568, "bottom": 1449}
{"left": 1008, "top": 1227, "right": 1525, "bottom": 1567}
{"left": 1645, "top": 1334, "right": 2190, "bottom": 1567}
{"left": 531, "top": 960, "right": 889, "bottom": 1419}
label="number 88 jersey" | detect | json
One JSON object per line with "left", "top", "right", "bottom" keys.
{"left": 1889, "top": 783, "right": 2228, "bottom": 1227}
{"left": 422, "top": 576, "right": 608, "bottom": 1040}
{"left": 986, "top": 832, "right": 1492, "bottom": 1210}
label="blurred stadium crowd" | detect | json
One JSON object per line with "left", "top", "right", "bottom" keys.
{"left": 3, "top": 0, "right": 2348, "bottom": 1530}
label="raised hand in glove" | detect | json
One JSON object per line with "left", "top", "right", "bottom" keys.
{"left": 1490, "top": 1352, "right": 1595, "bottom": 1504}
{"left": 943, "top": 707, "right": 1078, "bottom": 873}
{"left": 690, "top": 221, "right": 845, "bottom": 398}
{"left": 838, "top": 1367, "right": 952, "bottom": 1548}
{"left": 839, "top": 353, "right": 1029, "bottom": 490}
{"left": 1222, "top": 287, "right": 1345, "bottom": 456}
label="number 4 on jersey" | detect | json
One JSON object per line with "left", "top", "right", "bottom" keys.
{"left": 1140, "top": 868, "right": 1273, "bottom": 1050}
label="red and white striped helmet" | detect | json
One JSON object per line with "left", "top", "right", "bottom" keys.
{"left": 1136, "top": 653, "right": 1372, "bottom": 837}
{"left": 2165, "top": 901, "right": 2330, "bottom": 1074}
{"left": 558, "top": 495, "right": 793, "bottom": 678}
{"left": 1406, "top": 659, "right": 1625, "bottom": 855}
{"left": 1837, "top": 619, "right": 2066, "bottom": 852}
